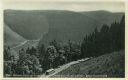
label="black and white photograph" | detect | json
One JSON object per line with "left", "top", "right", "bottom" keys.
{"left": 3, "top": 0, "right": 125, "bottom": 78}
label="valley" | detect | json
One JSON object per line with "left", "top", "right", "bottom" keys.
{"left": 3, "top": 10, "right": 125, "bottom": 78}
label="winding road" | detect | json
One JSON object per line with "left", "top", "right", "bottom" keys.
{"left": 11, "top": 39, "right": 40, "bottom": 49}
{"left": 11, "top": 40, "right": 28, "bottom": 49}
{"left": 40, "top": 58, "right": 90, "bottom": 77}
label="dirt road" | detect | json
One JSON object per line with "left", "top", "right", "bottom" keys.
{"left": 40, "top": 58, "right": 89, "bottom": 77}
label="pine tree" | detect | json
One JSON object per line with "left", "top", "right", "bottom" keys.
{"left": 80, "top": 15, "right": 125, "bottom": 58}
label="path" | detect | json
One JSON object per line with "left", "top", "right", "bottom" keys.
{"left": 40, "top": 58, "right": 90, "bottom": 77}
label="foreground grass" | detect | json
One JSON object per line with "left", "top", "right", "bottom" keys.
{"left": 52, "top": 50, "right": 125, "bottom": 78}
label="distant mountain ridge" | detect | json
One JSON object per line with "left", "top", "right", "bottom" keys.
{"left": 4, "top": 10, "right": 124, "bottom": 46}
{"left": 80, "top": 10, "right": 123, "bottom": 26}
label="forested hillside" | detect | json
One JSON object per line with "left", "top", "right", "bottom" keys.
{"left": 81, "top": 15, "right": 125, "bottom": 58}
{"left": 4, "top": 10, "right": 123, "bottom": 41}
{"left": 4, "top": 10, "right": 125, "bottom": 78}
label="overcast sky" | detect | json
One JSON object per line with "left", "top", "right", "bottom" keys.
{"left": 2, "top": 1, "right": 125, "bottom": 12}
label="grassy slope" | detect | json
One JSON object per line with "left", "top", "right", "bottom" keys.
{"left": 4, "top": 10, "right": 49, "bottom": 39}
{"left": 52, "top": 50, "right": 125, "bottom": 78}
{"left": 4, "top": 24, "right": 26, "bottom": 47}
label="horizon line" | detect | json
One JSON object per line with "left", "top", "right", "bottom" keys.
{"left": 4, "top": 9, "right": 125, "bottom": 13}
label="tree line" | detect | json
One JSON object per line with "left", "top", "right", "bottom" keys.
{"left": 81, "top": 15, "right": 125, "bottom": 57}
